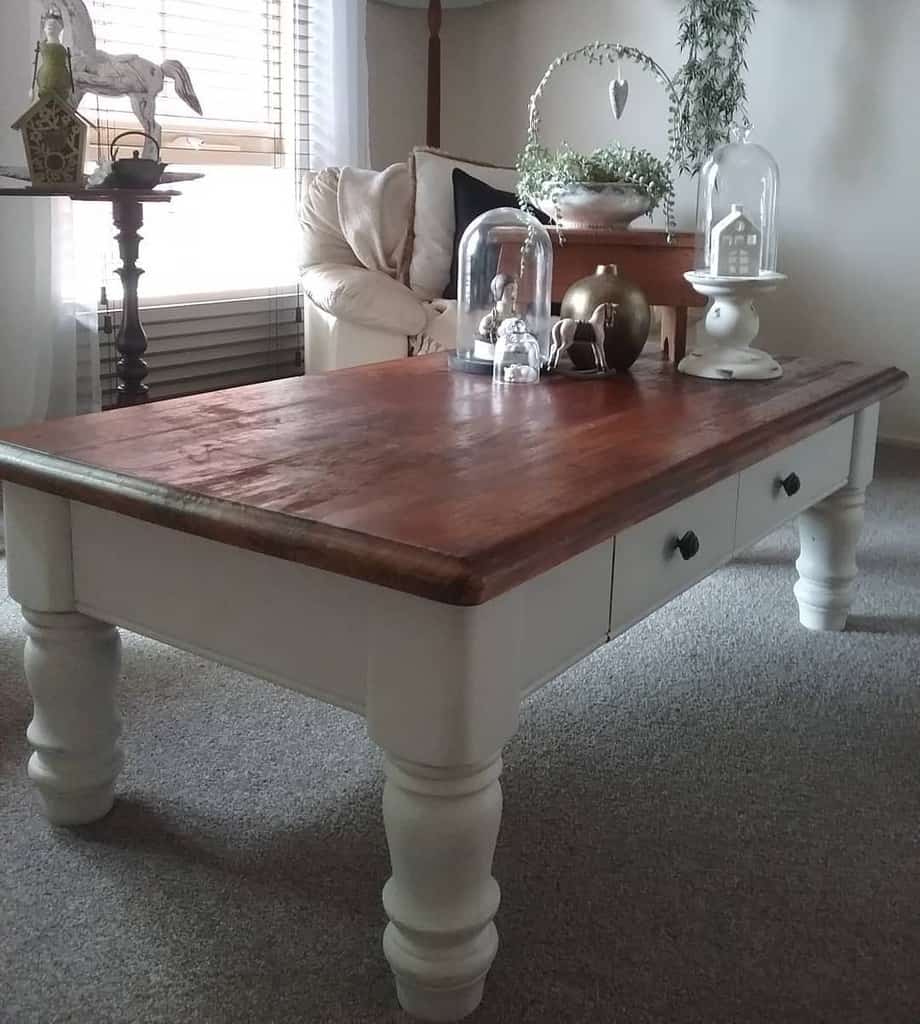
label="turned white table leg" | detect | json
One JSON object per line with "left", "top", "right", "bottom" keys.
{"left": 794, "top": 404, "right": 879, "bottom": 632}
{"left": 367, "top": 587, "right": 521, "bottom": 1020}
{"left": 23, "top": 609, "right": 123, "bottom": 824}
{"left": 794, "top": 486, "right": 866, "bottom": 631}
{"left": 381, "top": 754, "right": 503, "bottom": 1022}
{"left": 3, "top": 482, "right": 124, "bottom": 825}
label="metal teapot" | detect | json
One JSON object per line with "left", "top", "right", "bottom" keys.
{"left": 106, "top": 131, "right": 167, "bottom": 189}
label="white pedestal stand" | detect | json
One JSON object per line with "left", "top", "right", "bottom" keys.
{"left": 679, "top": 271, "right": 787, "bottom": 381}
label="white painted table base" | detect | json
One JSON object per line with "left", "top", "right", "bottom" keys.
{"left": 3, "top": 403, "right": 881, "bottom": 1021}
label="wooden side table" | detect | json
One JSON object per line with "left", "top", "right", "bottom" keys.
{"left": 548, "top": 229, "right": 704, "bottom": 364}
{"left": 498, "top": 227, "right": 704, "bottom": 364}
{"left": 0, "top": 187, "right": 178, "bottom": 407}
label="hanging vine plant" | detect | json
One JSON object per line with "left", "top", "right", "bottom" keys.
{"left": 673, "top": 0, "right": 758, "bottom": 174}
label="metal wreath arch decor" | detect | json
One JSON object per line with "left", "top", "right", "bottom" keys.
{"left": 516, "top": 41, "right": 683, "bottom": 235}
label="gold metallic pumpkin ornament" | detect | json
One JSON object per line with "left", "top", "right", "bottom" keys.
{"left": 558, "top": 264, "right": 651, "bottom": 374}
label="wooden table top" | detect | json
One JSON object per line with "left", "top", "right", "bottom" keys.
{"left": 0, "top": 353, "right": 906, "bottom": 605}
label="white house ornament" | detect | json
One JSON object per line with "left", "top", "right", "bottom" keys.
{"left": 709, "top": 203, "right": 761, "bottom": 277}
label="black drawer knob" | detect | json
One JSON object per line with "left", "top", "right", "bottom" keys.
{"left": 780, "top": 472, "right": 801, "bottom": 497}
{"left": 674, "top": 530, "right": 700, "bottom": 561}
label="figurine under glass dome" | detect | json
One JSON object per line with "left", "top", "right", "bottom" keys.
{"left": 679, "top": 129, "right": 786, "bottom": 381}
{"left": 451, "top": 207, "right": 552, "bottom": 380}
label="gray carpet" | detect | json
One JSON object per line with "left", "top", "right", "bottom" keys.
{"left": 1, "top": 446, "right": 919, "bottom": 1024}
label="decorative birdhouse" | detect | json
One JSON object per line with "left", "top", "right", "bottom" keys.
{"left": 709, "top": 203, "right": 761, "bottom": 277}
{"left": 11, "top": 94, "right": 91, "bottom": 189}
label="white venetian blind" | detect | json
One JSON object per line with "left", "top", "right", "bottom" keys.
{"left": 82, "top": 0, "right": 293, "bottom": 166}
{"left": 71, "top": 0, "right": 318, "bottom": 404}
{"left": 96, "top": 293, "right": 304, "bottom": 405}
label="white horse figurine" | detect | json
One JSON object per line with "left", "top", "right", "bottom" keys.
{"left": 550, "top": 303, "right": 617, "bottom": 374}
{"left": 56, "top": 0, "right": 202, "bottom": 159}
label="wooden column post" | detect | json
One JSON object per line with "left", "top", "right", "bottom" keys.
{"left": 112, "top": 196, "right": 150, "bottom": 406}
{"left": 426, "top": 0, "right": 442, "bottom": 148}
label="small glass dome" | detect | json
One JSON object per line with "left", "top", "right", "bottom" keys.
{"left": 694, "top": 130, "right": 779, "bottom": 278}
{"left": 454, "top": 207, "right": 553, "bottom": 372}
{"left": 493, "top": 317, "right": 541, "bottom": 385}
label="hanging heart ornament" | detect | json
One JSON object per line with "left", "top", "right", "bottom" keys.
{"left": 610, "top": 77, "right": 629, "bottom": 120}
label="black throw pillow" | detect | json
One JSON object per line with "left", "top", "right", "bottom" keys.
{"left": 444, "top": 168, "right": 550, "bottom": 301}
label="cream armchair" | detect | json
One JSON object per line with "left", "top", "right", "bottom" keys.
{"left": 298, "top": 162, "right": 451, "bottom": 371}
{"left": 298, "top": 149, "right": 523, "bottom": 372}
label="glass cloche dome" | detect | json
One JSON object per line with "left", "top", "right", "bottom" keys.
{"left": 452, "top": 207, "right": 553, "bottom": 374}
{"left": 694, "top": 130, "right": 779, "bottom": 278}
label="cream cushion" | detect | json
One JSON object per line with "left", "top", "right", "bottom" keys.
{"left": 338, "top": 164, "right": 412, "bottom": 278}
{"left": 404, "top": 148, "right": 517, "bottom": 301}
{"left": 302, "top": 263, "right": 427, "bottom": 337}
{"left": 298, "top": 168, "right": 361, "bottom": 273}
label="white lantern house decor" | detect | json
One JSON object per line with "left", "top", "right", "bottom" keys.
{"left": 451, "top": 207, "right": 553, "bottom": 376}
{"left": 710, "top": 204, "right": 760, "bottom": 277}
{"left": 679, "top": 131, "right": 786, "bottom": 381}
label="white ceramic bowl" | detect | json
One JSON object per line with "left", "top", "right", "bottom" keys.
{"left": 537, "top": 182, "right": 653, "bottom": 229}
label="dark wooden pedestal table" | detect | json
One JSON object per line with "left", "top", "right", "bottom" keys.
{"left": 0, "top": 187, "right": 178, "bottom": 407}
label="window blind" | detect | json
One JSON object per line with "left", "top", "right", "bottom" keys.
{"left": 74, "top": 0, "right": 313, "bottom": 400}
{"left": 98, "top": 293, "right": 303, "bottom": 407}
{"left": 82, "top": 0, "right": 291, "bottom": 166}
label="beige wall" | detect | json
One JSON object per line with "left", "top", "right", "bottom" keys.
{"left": 367, "top": 1, "right": 430, "bottom": 168}
{"left": 422, "top": 0, "right": 919, "bottom": 442}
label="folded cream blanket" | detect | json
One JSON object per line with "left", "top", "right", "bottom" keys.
{"left": 337, "top": 164, "right": 413, "bottom": 279}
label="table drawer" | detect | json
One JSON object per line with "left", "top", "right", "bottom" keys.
{"left": 734, "top": 417, "right": 854, "bottom": 552}
{"left": 611, "top": 474, "right": 739, "bottom": 635}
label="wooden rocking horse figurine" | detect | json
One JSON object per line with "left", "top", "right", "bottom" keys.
{"left": 57, "top": 0, "right": 202, "bottom": 159}
{"left": 550, "top": 303, "right": 617, "bottom": 374}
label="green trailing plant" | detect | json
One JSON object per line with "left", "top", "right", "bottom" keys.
{"left": 516, "top": 10, "right": 759, "bottom": 233}
{"left": 674, "top": 0, "right": 758, "bottom": 173}
{"left": 516, "top": 142, "right": 673, "bottom": 215}
{"left": 517, "top": 42, "right": 680, "bottom": 233}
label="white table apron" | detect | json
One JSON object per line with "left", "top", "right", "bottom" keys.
{"left": 3, "top": 401, "right": 880, "bottom": 1022}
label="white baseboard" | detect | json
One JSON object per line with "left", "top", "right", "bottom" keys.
{"left": 879, "top": 433, "right": 920, "bottom": 451}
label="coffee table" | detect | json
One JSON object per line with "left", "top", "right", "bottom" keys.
{"left": 0, "top": 352, "right": 906, "bottom": 1021}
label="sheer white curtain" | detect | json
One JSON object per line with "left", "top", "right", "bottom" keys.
{"left": 0, "top": 1, "right": 98, "bottom": 549}
{"left": 0, "top": 0, "right": 97, "bottom": 430}
{"left": 306, "top": 0, "right": 370, "bottom": 169}
{"left": 0, "top": 196, "right": 98, "bottom": 550}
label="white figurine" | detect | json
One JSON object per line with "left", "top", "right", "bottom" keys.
{"left": 549, "top": 303, "right": 616, "bottom": 375}
{"left": 56, "top": 0, "right": 202, "bottom": 160}
{"left": 710, "top": 203, "right": 761, "bottom": 277}
{"left": 477, "top": 273, "right": 518, "bottom": 341}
